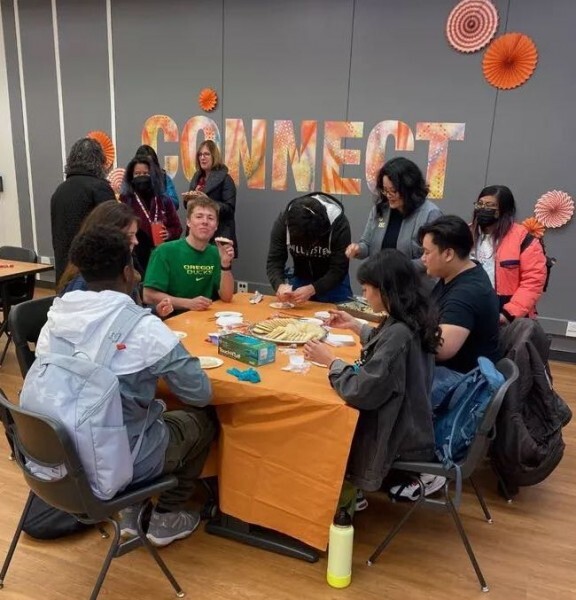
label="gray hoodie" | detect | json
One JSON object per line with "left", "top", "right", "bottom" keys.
{"left": 36, "top": 290, "right": 212, "bottom": 483}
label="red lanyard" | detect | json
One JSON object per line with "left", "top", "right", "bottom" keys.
{"left": 134, "top": 194, "right": 159, "bottom": 225}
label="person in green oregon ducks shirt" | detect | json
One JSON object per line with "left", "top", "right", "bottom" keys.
{"left": 143, "top": 193, "right": 235, "bottom": 311}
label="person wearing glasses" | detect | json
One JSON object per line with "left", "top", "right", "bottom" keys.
{"left": 183, "top": 140, "right": 238, "bottom": 257}
{"left": 470, "top": 185, "right": 547, "bottom": 324}
{"left": 346, "top": 157, "right": 442, "bottom": 281}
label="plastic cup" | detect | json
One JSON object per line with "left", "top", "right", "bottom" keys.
{"left": 151, "top": 221, "right": 164, "bottom": 246}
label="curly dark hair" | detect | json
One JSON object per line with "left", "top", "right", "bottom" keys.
{"left": 375, "top": 157, "right": 429, "bottom": 218}
{"left": 69, "top": 225, "right": 132, "bottom": 283}
{"left": 64, "top": 137, "right": 107, "bottom": 178}
{"left": 357, "top": 249, "right": 441, "bottom": 353}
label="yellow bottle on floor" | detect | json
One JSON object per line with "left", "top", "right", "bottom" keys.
{"left": 326, "top": 508, "right": 354, "bottom": 588}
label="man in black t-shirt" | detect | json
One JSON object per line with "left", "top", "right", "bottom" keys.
{"left": 419, "top": 215, "right": 501, "bottom": 373}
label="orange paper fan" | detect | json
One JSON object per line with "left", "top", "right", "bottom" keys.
{"left": 521, "top": 216, "right": 545, "bottom": 239}
{"left": 107, "top": 167, "right": 125, "bottom": 195}
{"left": 198, "top": 88, "right": 218, "bottom": 112}
{"left": 87, "top": 130, "right": 115, "bottom": 169}
{"left": 482, "top": 32, "right": 538, "bottom": 89}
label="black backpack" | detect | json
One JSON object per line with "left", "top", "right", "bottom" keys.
{"left": 520, "top": 234, "right": 555, "bottom": 292}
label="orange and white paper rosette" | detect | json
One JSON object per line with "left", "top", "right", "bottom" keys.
{"left": 87, "top": 130, "right": 115, "bottom": 170}
{"left": 446, "top": 0, "right": 499, "bottom": 53}
{"left": 107, "top": 167, "right": 126, "bottom": 196}
{"left": 482, "top": 32, "right": 538, "bottom": 90}
{"left": 534, "top": 190, "right": 574, "bottom": 229}
{"left": 198, "top": 88, "right": 218, "bottom": 112}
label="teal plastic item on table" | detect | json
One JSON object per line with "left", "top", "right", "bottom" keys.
{"left": 226, "top": 367, "right": 261, "bottom": 383}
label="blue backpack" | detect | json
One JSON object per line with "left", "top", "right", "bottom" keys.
{"left": 432, "top": 357, "right": 505, "bottom": 468}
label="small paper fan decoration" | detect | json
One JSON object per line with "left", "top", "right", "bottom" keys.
{"left": 87, "top": 130, "right": 115, "bottom": 169}
{"left": 107, "top": 167, "right": 126, "bottom": 195}
{"left": 198, "top": 88, "right": 218, "bottom": 112}
{"left": 446, "top": 0, "right": 499, "bottom": 53}
{"left": 521, "top": 216, "right": 545, "bottom": 239}
{"left": 482, "top": 32, "right": 538, "bottom": 90}
{"left": 534, "top": 190, "right": 574, "bottom": 228}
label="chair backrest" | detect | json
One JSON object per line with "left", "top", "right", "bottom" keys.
{"left": 459, "top": 358, "right": 519, "bottom": 478}
{"left": 8, "top": 296, "right": 56, "bottom": 377}
{"left": 0, "top": 389, "right": 107, "bottom": 520}
{"left": 0, "top": 246, "right": 38, "bottom": 306}
{"left": 0, "top": 246, "right": 37, "bottom": 264}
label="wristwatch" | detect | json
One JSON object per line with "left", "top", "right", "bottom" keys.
{"left": 221, "top": 264, "right": 232, "bottom": 271}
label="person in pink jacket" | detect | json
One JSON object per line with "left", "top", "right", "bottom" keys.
{"left": 470, "top": 185, "right": 547, "bottom": 324}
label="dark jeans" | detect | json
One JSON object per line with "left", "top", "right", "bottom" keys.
{"left": 157, "top": 406, "right": 217, "bottom": 512}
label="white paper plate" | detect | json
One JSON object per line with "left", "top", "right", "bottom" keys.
{"left": 198, "top": 356, "right": 224, "bottom": 369}
{"left": 314, "top": 311, "right": 331, "bottom": 320}
{"left": 215, "top": 311, "right": 243, "bottom": 318}
{"left": 269, "top": 301, "right": 295, "bottom": 309}
{"left": 173, "top": 331, "right": 187, "bottom": 340}
{"left": 216, "top": 316, "right": 244, "bottom": 327}
{"left": 300, "top": 317, "right": 324, "bottom": 326}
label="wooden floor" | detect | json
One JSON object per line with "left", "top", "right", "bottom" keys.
{"left": 0, "top": 301, "right": 575, "bottom": 599}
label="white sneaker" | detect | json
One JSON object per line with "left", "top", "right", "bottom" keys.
{"left": 355, "top": 490, "right": 369, "bottom": 512}
{"left": 389, "top": 474, "right": 446, "bottom": 501}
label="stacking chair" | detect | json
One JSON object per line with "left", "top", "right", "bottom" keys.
{"left": 8, "top": 295, "right": 56, "bottom": 377}
{"left": 367, "top": 358, "right": 519, "bottom": 592}
{"left": 0, "top": 391, "right": 186, "bottom": 599}
{"left": 0, "top": 246, "right": 38, "bottom": 366}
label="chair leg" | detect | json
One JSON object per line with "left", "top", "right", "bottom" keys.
{"left": 136, "top": 503, "right": 185, "bottom": 597}
{"left": 0, "top": 334, "right": 11, "bottom": 367}
{"left": 444, "top": 487, "right": 489, "bottom": 592}
{"left": 367, "top": 479, "right": 426, "bottom": 566}
{"left": 89, "top": 517, "right": 121, "bottom": 600}
{"left": 469, "top": 477, "right": 492, "bottom": 523}
{"left": 0, "top": 490, "right": 34, "bottom": 588}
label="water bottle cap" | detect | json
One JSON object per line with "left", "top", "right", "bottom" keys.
{"left": 333, "top": 508, "right": 352, "bottom": 527}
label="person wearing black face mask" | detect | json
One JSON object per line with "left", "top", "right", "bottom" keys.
{"left": 470, "top": 185, "right": 547, "bottom": 324}
{"left": 120, "top": 157, "right": 182, "bottom": 270}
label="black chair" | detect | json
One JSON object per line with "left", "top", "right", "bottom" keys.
{"left": 8, "top": 295, "right": 56, "bottom": 378}
{"left": 366, "top": 358, "right": 519, "bottom": 592}
{"left": 0, "top": 391, "right": 185, "bottom": 599}
{"left": 0, "top": 246, "right": 38, "bottom": 366}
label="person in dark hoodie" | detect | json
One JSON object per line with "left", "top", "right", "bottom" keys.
{"left": 182, "top": 140, "right": 238, "bottom": 257}
{"left": 266, "top": 193, "right": 353, "bottom": 304}
{"left": 50, "top": 137, "right": 115, "bottom": 283}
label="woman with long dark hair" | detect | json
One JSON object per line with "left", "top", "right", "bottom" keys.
{"left": 304, "top": 249, "right": 443, "bottom": 504}
{"left": 120, "top": 156, "right": 182, "bottom": 270}
{"left": 346, "top": 157, "right": 441, "bottom": 276}
{"left": 471, "top": 185, "right": 547, "bottom": 323}
{"left": 135, "top": 144, "right": 180, "bottom": 209}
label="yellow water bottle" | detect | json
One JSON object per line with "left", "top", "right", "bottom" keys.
{"left": 327, "top": 508, "right": 354, "bottom": 588}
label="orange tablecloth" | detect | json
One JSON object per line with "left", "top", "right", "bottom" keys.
{"left": 159, "top": 294, "right": 360, "bottom": 550}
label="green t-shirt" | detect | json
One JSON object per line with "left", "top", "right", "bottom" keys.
{"left": 144, "top": 238, "right": 221, "bottom": 299}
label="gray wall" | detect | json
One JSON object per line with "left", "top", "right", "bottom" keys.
{"left": 2, "top": 0, "right": 575, "bottom": 328}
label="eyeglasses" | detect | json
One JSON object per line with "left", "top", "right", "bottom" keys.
{"left": 198, "top": 152, "right": 212, "bottom": 158}
{"left": 381, "top": 187, "right": 398, "bottom": 198}
{"left": 474, "top": 200, "right": 498, "bottom": 210}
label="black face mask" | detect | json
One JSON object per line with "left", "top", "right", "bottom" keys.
{"left": 474, "top": 207, "right": 498, "bottom": 227}
{"left": 132, "top": 175, "right": 153, "bottom": 197}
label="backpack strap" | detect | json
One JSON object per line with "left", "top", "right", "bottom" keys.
{"left": 94, "top": 305, "right": 148, "bottom": 368}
